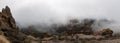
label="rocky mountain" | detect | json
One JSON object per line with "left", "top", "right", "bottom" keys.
{"left": 0, "top": 6, "right": 40, "bottom": 43}
{"left": 0, "top": 6, "right": 120, "bottom": 43}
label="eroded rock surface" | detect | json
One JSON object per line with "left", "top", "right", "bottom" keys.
{"left": 94, "top": 28, "right": 113, "bottom": 37}
{"left": 0, "top": 6, "right": 32, "bottom": 43}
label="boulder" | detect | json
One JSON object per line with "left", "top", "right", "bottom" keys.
{"left": 94, "top": 28, "right": 113, "bottom": 37}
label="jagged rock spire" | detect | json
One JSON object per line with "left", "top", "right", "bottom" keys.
{"left": 0, "top": 6, "right": 16, "bottom": 29}
{"left": 2, "top": 6, "right": 10, "bottom": 13}
{"left": 0, "top": 6, "right": 28, "bottom": 43}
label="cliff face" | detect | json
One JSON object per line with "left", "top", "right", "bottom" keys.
{"left": 0, "top": 6, "right": 16, "bottom": 30}
{"left": 0, "top": 6, "right": 27, "bottom": 43}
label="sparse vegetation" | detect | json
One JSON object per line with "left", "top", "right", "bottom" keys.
{"left": 54, "top": 18, "right": 95, "bottom": 35}
{"left": 20, "top": 26, "right": 51, "bottom": 39}
{"left": 113, "top": 33, "right": 120, "bottom": 37}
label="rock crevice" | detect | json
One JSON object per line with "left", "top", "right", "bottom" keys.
{"left": 0, "top": 6, "right": 27, "bottom": 43}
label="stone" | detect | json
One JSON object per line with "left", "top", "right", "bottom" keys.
{"left": 94, "top": 28, "right": 113, "bottom": 37}
{"left": 0, "top": 6, "right": 29, "bottom": 43}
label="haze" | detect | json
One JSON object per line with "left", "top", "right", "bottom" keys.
{"left": 0, "top": 0, "right": 120, "bottom": 32}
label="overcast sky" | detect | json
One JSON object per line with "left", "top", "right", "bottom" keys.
{"left": 1, "top": 0, "right": 120, "bottom": 31}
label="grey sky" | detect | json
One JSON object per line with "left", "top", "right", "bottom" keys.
{"left": 0, "top": 0, "right": 120, "bottom": 32}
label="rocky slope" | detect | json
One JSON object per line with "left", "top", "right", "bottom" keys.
{"left": 0, "top": 6, "right": 120, "bottom": 43}
{"left": 0, "top": 6, "right": 40, "bottom": 43}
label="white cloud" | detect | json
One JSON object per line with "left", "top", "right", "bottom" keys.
{"left": 1, "top": 0, "right": 120, "bottom": 28}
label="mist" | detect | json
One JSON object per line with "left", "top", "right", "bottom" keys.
{"left": 0, "top": 0, "right": 120, "bottom": 33}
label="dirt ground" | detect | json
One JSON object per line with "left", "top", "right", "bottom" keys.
{"left": 41, "top": 34, "right": 120, "bottom": 43}
{"left": 41, "top": 39, "right": 120, "bottom": 43}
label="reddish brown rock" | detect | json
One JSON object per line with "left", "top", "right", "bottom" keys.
{"left": 0, "top": 35, "right": 10, "bottom": 43}
{"left": 0, "top": 6, "right": 28, "bottom": 43}
{"left": 94, "top": 28, "right": 113, "bottom": 37}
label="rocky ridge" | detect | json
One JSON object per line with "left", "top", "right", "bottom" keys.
{"left": 0, "top": 6, "right": 39, "bottom": 43}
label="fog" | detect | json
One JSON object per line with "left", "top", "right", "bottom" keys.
{"left": 0, "top": 0, "right": 120, "bottom": 33}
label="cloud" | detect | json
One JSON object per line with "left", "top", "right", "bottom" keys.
{"left": 1, "top": 0, "right": 120, "bottom": 32}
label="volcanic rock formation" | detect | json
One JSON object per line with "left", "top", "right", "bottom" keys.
{"left": 0, "top": 6, "right": 33, "bottom": 43}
